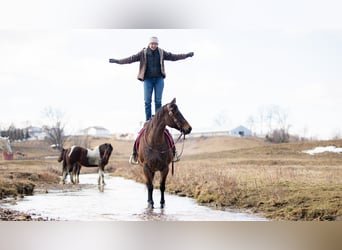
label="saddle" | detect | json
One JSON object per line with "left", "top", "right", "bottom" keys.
{"left": 135, "top": 128, "right": 174, "bottom": 151}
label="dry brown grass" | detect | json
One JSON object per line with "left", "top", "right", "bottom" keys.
{"left": 111, "top": 136, "right": 342, "bottom": 221}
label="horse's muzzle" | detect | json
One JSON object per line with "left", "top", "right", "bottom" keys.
{"left": 182, "top": 126, "right": 192, "bottom": 135}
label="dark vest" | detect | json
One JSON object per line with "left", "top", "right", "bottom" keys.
{"left": 144, "top": 48, "right": 162, "bottom": 79}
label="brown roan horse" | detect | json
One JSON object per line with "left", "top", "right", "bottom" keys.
{"left": 137, "top": 98, "right": 192, "bottom": 208}
{"left": 58, "top": 143, "right": 113, "bottom": 185}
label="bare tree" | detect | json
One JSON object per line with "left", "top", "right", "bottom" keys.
{"left": 69, "top": 135, "right": 91, "bottom": 148}
{"left": 246, "top": 115, "right": 255, "bottom": 135}
{"left": 214, "top": 110, "right": 231, "bottom": 130}
{"left": 42, "top": 107, "right": 68, "bottom": 150}
{"left": 251, "top": 104, "right": 291, "bottom": 140}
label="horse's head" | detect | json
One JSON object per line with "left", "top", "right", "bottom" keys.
{"left": 165, "top": 98, "right": 192, "bottom": 135}
{"left": 57, "top": 148, "right": 66, "bottom": 162}
{"left": 101, "top": 143, "right": 113, "bottom": 164}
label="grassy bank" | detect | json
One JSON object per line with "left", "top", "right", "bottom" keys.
{"left": 0, "top": 160, "right": 60, "bottom": 199}
{"left": 112, "top": 137, "right": 342, "bottom": 221}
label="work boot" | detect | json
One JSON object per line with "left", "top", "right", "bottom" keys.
{"left": 129, "top": 142, "right": 139, "bottom": 165}
{"left": 172, "top": 147, "right": 180, "bottom": 162}
{"left": 129, "top": 153, "right": 139, "bottom": 165}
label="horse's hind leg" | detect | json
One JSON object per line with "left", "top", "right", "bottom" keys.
{"left": 143, "top": 165, "right": 155, "bottom": 209}
{"left": 61, "top": 169, "right": 68, "bottom": 184}
{"left": 69, "top": 169, "right": 75, "bottom": 184}
{"left": 160, "top": 168, "right": 169, "bottom": 209}
{"left": 73, "top": 163, "right": 80, "bottom": 184}
{"left": 75, "top": 164, "right": 81, "bottom": 184}
{"left": 62, "top": 163, "right": 71, "bottom": 184}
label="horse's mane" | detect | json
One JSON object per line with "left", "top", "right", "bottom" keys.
{"left": 145, "top": 104, "right": 168, "bottom": 131}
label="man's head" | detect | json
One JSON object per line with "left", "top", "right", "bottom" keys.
{"left": 149, "top": 36, "right": 159, "bottom": 50}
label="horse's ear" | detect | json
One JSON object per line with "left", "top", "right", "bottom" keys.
{"left": 171, "top": 98, "right": 176, "bottom": 105}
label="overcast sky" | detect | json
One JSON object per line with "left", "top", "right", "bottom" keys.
{"left": 0, "top": 1, "right": 341, "bottom": 139}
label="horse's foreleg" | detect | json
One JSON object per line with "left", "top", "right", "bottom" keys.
{"left": 160, "top": 168, "right": 169, "bottom": 209}
{"left": 143, "top": 165, "right": 155, "bottom": 209}
{"left": 98, "top": 166, "right": 105, "bottom": 186}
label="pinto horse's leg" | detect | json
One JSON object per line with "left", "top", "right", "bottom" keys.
{"left": 160, "top": 167, "right": 169, "bottom": 208}
{"left": 62, "top": 162, "right": 71, "bottom": 184}
{"left": 75, "top": 164, "right": 81, "bottom": 184}
{"left": 72, "top": 163, "right": 80, "bottom": 184}
{"left": 98, "top": 163, "right": 105, "bottom": 186}
{"left": 62, "top": 168, "right": 68, "bottom": 184}
{"left": 69, "top": 167, "right": 75, "bottom": 184}
{"left": 143, "top": 165, "right": 155, "bottom": 209}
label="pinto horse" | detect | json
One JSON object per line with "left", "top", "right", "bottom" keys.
{"left": 137, "top": 98, "right": 192, "bottom": 208}
{"left": 58, "top": 143, "right": 113, "bottom": 185}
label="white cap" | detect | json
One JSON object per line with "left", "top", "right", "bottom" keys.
{"left": 149, "top": 36, "right": 159, "bottom": 44}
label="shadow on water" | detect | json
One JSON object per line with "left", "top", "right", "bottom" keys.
{"left": 4, "top": 174, "right": 267, "bottom": 221}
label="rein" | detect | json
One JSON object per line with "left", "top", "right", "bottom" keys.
{"left": 171, "top": 133, "right": 186, "bottom": 176}
{"left": 174, "top": 133, "right": 186, "bottom": 159}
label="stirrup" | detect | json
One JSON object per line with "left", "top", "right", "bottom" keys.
{"left": 129, "top": 154, "right": 139, "bottom": 165}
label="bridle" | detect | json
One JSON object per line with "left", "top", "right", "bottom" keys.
{"left": 143, "top": 105, "right": 187, "bottom": 154}
{"left": 167, "top": 104, "right": 184, "bottom": 134}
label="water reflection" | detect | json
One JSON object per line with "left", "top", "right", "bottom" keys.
{"left": 6, "top": 174, "right": 267, "bottom": 221}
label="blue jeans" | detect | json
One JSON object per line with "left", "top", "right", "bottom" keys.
{"left": 143, "top": 77, "right": 164, "bottom": 121}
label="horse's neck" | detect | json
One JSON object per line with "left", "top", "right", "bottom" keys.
{"left": 146, "top": 119, "right": 166, "bottom": 145}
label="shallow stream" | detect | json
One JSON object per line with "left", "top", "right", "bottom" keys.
{"left": 5, "top": 174, "right": 267, "bottom": 221}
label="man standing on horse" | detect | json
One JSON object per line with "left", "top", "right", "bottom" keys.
{"left": 109, "top": 36, "right": 193, "bottom": 121}
{"left": 109, "top": 36, "right": 194, "bottom": 163}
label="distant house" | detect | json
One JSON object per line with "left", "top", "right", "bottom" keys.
{"left": 230, "top": 125, "right": 252, "bottom": 137}
{"left": 26, "top": 126, "right": 47, "bottom": 140}
{"left": 77, "top": 126, "right": 111, "bottom": 137}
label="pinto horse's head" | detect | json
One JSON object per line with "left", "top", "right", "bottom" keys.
{"left": 165, "top": 98, "right": 192, "bottom": 135}
{"left": 57, "top": 148, "right": 66, "bottom": 162}
{"left": 100, "top": 143, "right": 113, "bottom": 164}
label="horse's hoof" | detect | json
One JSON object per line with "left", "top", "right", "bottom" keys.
{"left": 147, "top": 203, "right": 154, "bottom": 209}
{"left": 160, "top": 203, "right": 165, "bottom": 209}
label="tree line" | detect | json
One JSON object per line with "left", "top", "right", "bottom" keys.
{"left": 0, "top": 126, "right": 30, "bottom": 141}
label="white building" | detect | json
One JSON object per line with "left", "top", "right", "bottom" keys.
{"left": 230, "top": 125, "right": 252, "bottom": 137}
{"left": 76, "top": 126, "right": 111, "bottom": 137}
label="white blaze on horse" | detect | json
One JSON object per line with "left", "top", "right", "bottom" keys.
{"left": 58, "top": 143, "right": 113, "bottom": 185}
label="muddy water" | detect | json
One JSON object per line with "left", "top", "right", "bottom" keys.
{"left": 7, "top": 174, "right": 267, "bottom": 221}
